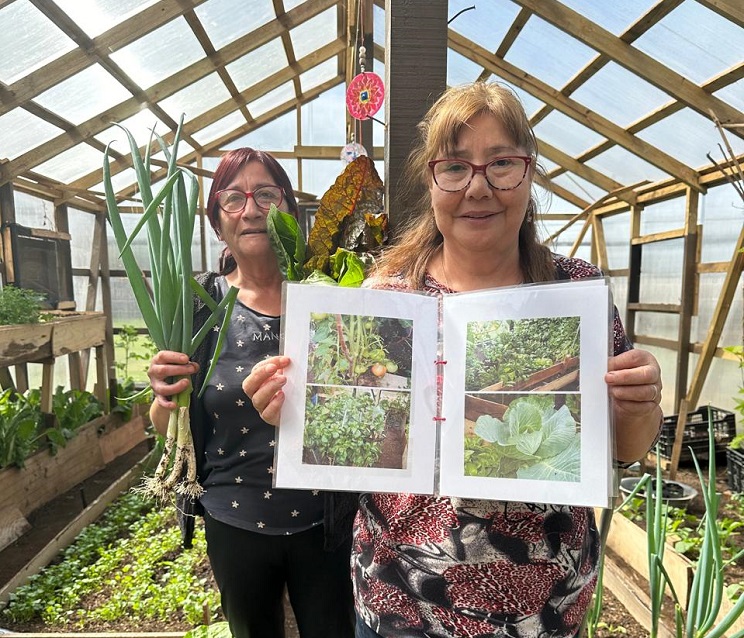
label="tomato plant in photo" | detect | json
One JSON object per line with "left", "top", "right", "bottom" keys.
{"left": 307, "top": 313, "right": 411, "bottom": 387}
{"left": 464, "top": 395, "right": 581, "bottom": 481}
{"left": 465, "top": 316, "right": 580, "bottom": 391}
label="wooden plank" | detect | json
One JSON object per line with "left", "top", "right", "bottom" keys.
{"left": 0, "top": 507, "right": 31, "bottom": 553}
{"left": 464, "top": 395, "right": 508, "bottom": 423}
{"left": 631, "top": 228, "right": 686, "bottom": 244}
{"left": 50, "top": 313, "right": 106, "bottom": 356}
{"left": 98, "top": 415, "right": 149, "bottom": 465}
{"left": 627, "top": 302, "right": 681, "bottom": 313}
{"left": 0, "top": 323, "right": 53, "bottom": 367}
{"left": 0, "top": 448, "right": 158, "bottom": 607}
{"left": 602, "top": 550, "right": 678, "bottom": 638}
{"left": 601, "top": 509, "right": 693, "bottom": 607}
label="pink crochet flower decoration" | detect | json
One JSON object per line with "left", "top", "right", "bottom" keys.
{"left": 346, "top": 72, "right": 385, "bottom": 120}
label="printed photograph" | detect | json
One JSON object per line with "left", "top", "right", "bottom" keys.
{"left": 463, "top": 393, "right": 581, "bottom": 482}
{"left": 465, "top": 316, "right": 581, "bottom": 392}
{"left": 302, "top": 386, "right": 411, "bottom": 469}
{"left": 307, "top": 313, "right": 413, "bottom": 388}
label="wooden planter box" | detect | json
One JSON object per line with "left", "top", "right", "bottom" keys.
{"left": 0, "top": 408, "right": 150, "bottom": 551}
{"left": 600, "top": 508, "right": 744, "bottom": 636}
{"left": 0, "top": 311, "right": 106, "bottom": 367}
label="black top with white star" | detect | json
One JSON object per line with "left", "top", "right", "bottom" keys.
{"left": 199, "top": 277, "right": 323, "bottom": 534}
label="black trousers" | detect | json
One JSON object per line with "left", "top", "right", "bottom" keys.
{"left": 204, "top": 512, "right": 354, "bottom": 638}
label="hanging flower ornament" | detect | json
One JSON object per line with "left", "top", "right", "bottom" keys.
{"left": 346, "top": 71, "right": 385, "bottom": 121}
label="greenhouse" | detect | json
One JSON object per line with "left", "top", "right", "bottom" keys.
{"left": 0, "top": 0, "right": 742, "bottom": 636}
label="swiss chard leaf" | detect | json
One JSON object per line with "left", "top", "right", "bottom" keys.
{"left": 267, "top": 205, "right": 305, "bottom": 281}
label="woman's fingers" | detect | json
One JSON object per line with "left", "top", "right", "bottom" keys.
{"left": 242, "top": 356, "right": 290, "bottom": 426}
{"left": 147, "top": 350, "right": 199, "bottom": 409}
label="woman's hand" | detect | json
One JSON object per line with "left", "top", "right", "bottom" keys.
{"left": 147, "top": 350, "right": 199, "bottom": 411}
{"left": 242, "top": 355, "right": 290, "bottom": 426}
{"left": 605, "top": 348, "right": 663, "bottom": 463}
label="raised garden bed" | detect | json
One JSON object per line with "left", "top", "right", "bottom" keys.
{"left": 0, "top": 407, "right": 150, "bottom": 552}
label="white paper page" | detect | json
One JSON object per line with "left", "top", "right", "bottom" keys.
{"left": 275, "top": 283, "right": 439, "bottom": 494}
{"left": 439, "top": 282, "right": 612, "bottom": 508}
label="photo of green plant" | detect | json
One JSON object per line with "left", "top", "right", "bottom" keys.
{"left": 464, "top": 394, "right": 581, "bottom": 482}
{"left": 303, "top": 387, "right": 410, "bottom": 469}
{"left": 465, "top": 316, "right": 580, "bottom": 392}
{"left": 307, "top": 313, "right": 413, "bottom": 388}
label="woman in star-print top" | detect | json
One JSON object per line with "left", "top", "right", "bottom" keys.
{"left": 245, "top": 82, "right": 664, "bottom": 638}
{"left": 147, "top": 148, "right": 355, "bottom": 638}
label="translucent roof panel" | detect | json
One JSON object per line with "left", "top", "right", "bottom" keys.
{"left": 374, "top": 3, "right": 385, "bottom": 46}
{"left": 301, "top": 84, "right": 345, "bottom": 146}
{"left": 556, "top": 0, "right": 658, "bottom": 34}
{"left": 227, "top": 39, "right": 288, "bottom": 92}
{"left": 34, "top": 64, "right": 133, "bottom": 126}
{"left": 299, "top": 58, "right": 338, "bottom": 93}
{"left": 715, "top": 79, "right": 744, "bottom": 112}
{"left": 585, "top": 146, "right": 667, "bottom": 185}
{"left": 90, "top": 166, "right": 137, "bottom": 197}
{"left": 637, "top": 108, "right": 744, "bottom": 169}
{"left": 551, "top": 173, "right": 608, "bottom": 203}
{"left": 94, "top": 109, "right": 171, "bottom": 155}
{"left": 503, "top": 83, "right": 545, "bottom": 119}
{"left": 0, "top": 0, "right": 76, "bottom": 84}
{"left": 191, "top": 111, "right": 247, "bottom": 147}
{"left": 159, "top": 73, "right": 232, "bottom": 123}
{"left": 227, "top": 110, "right": 297, "bottom": 152}
{"left": 194, "top": 0, "right": 275, "bottom": 50}
{"left": 109, "top": 17, "right": 205, "bottom": 89}
{"left": 633, "top": 1, "right": 744, "bottom": 83}
{"left": 447, "top": 1, "right": 520, "bottom": 50}
{"left": 447, "top": 50, "right": 484, "bottom": 86}
{"left": 0, "top": 109, "right": 64, "bottom": 161}
{"left": 570, "top": 62, "right": 672, "bottom": 128}
{"left": 505, "top": 16, "right": 598, "bottom": 88}
{"left": 249, "top": 82, "right": 296, "bottom": 118}
{"left": 533, "top": 112, "right": 606, "bottom": 158}
{"left": 290, "top": 6, "right": 336, "bottom": 61}
{"left": 53, "top": 0, "right": 159, "bottom": 39}
{"left": 283, "top": 0, "right": 306, "bottom": 11}
{"left": 31, "top": 143, "right": 105, "bottom": 184}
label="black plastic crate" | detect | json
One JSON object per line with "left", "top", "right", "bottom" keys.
{"left": 657, "top": 405, "right": 736, "bottom": 462}
{"left": 727, "top": 448, "right": 744, "bottom": 492}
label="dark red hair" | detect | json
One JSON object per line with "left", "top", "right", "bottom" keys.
{"left": 206, "top": 148, "right": 299, "bottom": 274}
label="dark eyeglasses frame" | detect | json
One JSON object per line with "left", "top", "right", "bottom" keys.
{"left": 215, "top": 186, "right": 284, "bottom": 214}
{"left": 428, "top": 156, "right": 533, "bottom": 192}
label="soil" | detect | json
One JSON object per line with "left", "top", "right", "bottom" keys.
{"left": 1, "top": 448, "right": 741, "bottom": 637}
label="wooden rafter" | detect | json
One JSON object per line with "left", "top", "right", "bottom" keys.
{"left": 447, "top": 30, "right": 703, "bottom": 192}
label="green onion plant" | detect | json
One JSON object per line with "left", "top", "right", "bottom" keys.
{"left": 103, "top": 116, "right": 237, "bottom": 501}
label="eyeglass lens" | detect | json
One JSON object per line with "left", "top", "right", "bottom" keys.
{"left": 432, "top": 158, "right": 527, "bottom": 191}
{"left": 218, "top": 186, "right": 283, "bottom": 212}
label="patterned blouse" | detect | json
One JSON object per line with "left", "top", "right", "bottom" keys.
{"left": 352, "top": 254, "right": 631, "bottom": 638}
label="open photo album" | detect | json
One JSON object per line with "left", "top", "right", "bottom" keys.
{"left": 274, "top": 278, "right": 615, "bottom": 508}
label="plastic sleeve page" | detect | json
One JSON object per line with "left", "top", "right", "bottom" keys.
{"left": 438, "top": 281, "right": 612, "bottom": 508}
{"left": 274, "top": 282, "right": 439, "bottom": 494}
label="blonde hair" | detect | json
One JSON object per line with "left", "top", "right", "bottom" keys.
{"left": 377, "top": 82, "right": 555, "bottom": 287}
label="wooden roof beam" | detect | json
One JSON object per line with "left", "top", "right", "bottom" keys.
{"left": 0, "top": 0, "right": 338, "bottom": 186}
{"left": 695, "top": 0, "right": 744, "bottom": 29}
{"left": 0, "top": 0, "right": 210, "bottom": 118}
{"left": 513, "top": 0, "right": 744, "bottom": 137}
{"left": 530, "top": 0, "right": 685, "bottom": 126}
{"left": 448, "top": 31, "right": 703, "bottom": 192}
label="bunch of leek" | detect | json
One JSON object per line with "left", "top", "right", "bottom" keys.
{"left": 103, "top": 117, "right": 237, "bottom": 501}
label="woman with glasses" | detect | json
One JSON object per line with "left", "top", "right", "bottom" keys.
{"left": 147, "top": 148, "right": 355, "bottom": 638}
{"left": 245, "top": 83, "right": 663, "bottom": 638}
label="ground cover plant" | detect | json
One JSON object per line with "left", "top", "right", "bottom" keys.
{"left": 0, "top": 490, "right": 221, "bottom": 632}
{"left": 466, "top": 316, "right": 580, "bottom": 391}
